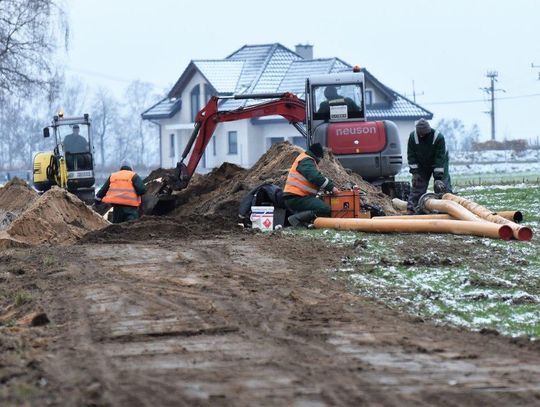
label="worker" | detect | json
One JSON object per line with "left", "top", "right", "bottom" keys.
{"left": 63, "top": 124, "right": 90, "bottom": 170}
{"left": 63, "top": 124, "right": 89, "bottom": 154}
{"left": 407, "top": 119, "right": 452, "bottom": 214}
{"left": 96, "top": 161, "right": 146, "bottom": 223}
{"left": 283, "top": 142, "right": 338, "bottom": 226}
{"left": 318, "top": 85, "right": 361, "bottom": 116}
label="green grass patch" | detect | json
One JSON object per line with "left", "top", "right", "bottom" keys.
{"left": 14, "top": 290, "right": 32, "bottom": 307}
{"left": 42, "top": 255, "right": 57, "bottom": 268}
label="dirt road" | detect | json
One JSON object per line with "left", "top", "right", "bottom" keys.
{"left": 1, "top": 225, "right": 540, "bottom": 406}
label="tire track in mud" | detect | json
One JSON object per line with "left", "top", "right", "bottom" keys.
{"left": 38, "top": 236, "right": 540, "bottom": 406}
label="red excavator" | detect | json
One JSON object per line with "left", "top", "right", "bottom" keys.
{"left": 145, "top": 68, "right": 408, "bottom": 214}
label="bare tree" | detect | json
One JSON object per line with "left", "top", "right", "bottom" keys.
{"left": 435, "top": 118, "right": 465, "bottom": 152}
{"left": 53, "top": 76, "right": 89, "bottom": 116}
{"left": 461, "top": 124, "right": 481, "bottom": 151}
{"left": 91, "top": 87, "right": 119, "bottom": 168}
{"left": 123, "top": 80, "right": 161, "bottom": 165}
{"left": 0, "top": 93, "right": 49, "bottom": 170}
{"left": 0, "top": 0, "right": 68, "bottom": 98}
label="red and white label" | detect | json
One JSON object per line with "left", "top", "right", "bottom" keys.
{"left": 328, "top": 121, "right": 387, "bottom": 154}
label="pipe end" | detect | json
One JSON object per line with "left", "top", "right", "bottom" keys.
{"left": 513, "top": 211, "right": 523, "bottom": 223}
{"left": 517, "top": 227, "right": 533, "bottom": 241}
{"left": 499, "top": 225, "right": 513, "bottom": 240}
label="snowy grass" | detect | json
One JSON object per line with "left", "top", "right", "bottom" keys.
{"left": 288, "top": 185, "right": 540, "bottom": 339}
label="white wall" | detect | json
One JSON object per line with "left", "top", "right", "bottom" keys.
{"left": 205, "top": 120, "right": 249, "bottom": 169}
{"left": 394, "top": 120, "right": 416, "bottom": 164}
{"left": 159, "top": 70, "right": 209, "bottom": 169}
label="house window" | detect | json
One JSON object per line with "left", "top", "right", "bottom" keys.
{"left": 365, "top": 89, "right": 374, "bottom": 106}
{"left": 213, "top": 135, "right": 217, "bottom": 156}
{"left": 204, "top": 84, "right": 215, "bottom": 103}
{"left": 169, "top": 134, "right": 175, "bottom": 157}
{"left": 270, "top": 137, "right": 284, "bottom": 146}
{"left": 291, "top": 137, "right": 306, "bottom": 149}
{"left": 190, "top": 84, "right": 200, "bottom": 122}
{"left": 228, "top": 131, "right": 238, "bottom": 154}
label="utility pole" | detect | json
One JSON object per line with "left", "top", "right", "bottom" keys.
{"left": 532, "top": 62, "right": 540, "bottom": 80}
{"left": 480, "top": 71, "right": 505, "bottom": 141}
{"left": 404, "top": 80, "right": 424, "bottom": 103}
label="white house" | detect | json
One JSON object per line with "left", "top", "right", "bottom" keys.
{"left": 142, "top": 43, "right": 432, "bottom": 170}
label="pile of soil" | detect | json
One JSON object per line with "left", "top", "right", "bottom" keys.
{"left": 4, "top": 187, "right": 109, "bottom": 246}
{"left": 170, "top": 142, "right": 396, "bottom": 218}
{"left": 0, "top": 177, "right": 39, "bottom": 230}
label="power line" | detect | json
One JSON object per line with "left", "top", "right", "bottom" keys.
{"left": 65, "top": 66, "right": 168, "bottom": 89}
{"left": 422, "top": 92, "right": 540, "bottom": 105}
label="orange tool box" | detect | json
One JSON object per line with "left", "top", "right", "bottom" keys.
{"left": 322, "top": 190, "right": 371, "bottom": 218}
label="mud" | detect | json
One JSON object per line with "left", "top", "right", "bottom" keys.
{"left": 167, "top": 142, "right": 396, "bottom": 219}
{"left": 3, "top": 187, "right": 109, "bottom": 246}
{"left": 82, "top": 214, "right": 240, "bottom": 244}
{"left": 1, "top": 233, "right": 540, "bottom": 406}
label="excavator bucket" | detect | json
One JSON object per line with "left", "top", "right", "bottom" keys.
{"left": 141, "top": 162, "right": 191, "bottom": 216}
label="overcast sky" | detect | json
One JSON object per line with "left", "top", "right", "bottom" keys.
{"left": 65, "top": 0, "right": 540, "bottom": 142}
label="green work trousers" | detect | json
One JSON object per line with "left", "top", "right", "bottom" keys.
{"left": 284, "top": 195, "right": 331, "bottom": 217}
{"left": 112, "top": 205, "right": 140, "bottom": 224}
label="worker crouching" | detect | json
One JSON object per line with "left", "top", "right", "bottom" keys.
{"left": 283, "top": 143, "right": 338, "bottom": 226}
{"left": 97, "top": 161, "right": 146, "bottom": 223}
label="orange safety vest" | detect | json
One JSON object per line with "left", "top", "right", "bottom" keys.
{"left": 283, "top": 152, "right": 320, "bottom": 197}
{"left": 102, "top": 170, "right": 142, "bottom": 207}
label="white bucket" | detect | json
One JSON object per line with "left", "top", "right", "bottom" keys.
{"left": 250, "top": 206, "right": 274, "bottom": 231}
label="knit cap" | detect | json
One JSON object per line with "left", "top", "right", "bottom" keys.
{"left": 416, "top": 119, "right": 431, "bottom": 136}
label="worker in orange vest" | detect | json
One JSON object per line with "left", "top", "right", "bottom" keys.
{"left": 283, "top": 143, "right": 338, "bottom": 226}
{"left": 96, "top": 161, "right": 146, "bottom": 223}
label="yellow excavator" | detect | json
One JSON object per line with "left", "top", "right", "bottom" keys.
{"left": 32, "top": 112, "right": 96, "bottom": 204}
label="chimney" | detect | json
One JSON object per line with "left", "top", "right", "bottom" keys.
{"left": 295, "top": 43, "right": 313, "bottom": 60}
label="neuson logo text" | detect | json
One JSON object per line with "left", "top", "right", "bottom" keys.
{"left": 336, "top": 126, "right": 376, "bottom": 136}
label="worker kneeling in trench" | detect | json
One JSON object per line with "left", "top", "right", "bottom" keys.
{"left": 283, "top": 143, "right": 339, "bottom": 227}
{"left": 96, "top": 161, "right": 146, "bottom": 223}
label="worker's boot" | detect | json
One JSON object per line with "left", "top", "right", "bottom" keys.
{"left": 287, "top": 210, "right": 315, "bottom": 227}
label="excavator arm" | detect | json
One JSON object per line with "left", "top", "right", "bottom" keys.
{"left": 172, "top": 92, "right": 306, "bottom": 190}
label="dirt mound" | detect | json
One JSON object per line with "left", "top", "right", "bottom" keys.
{"left": 0, "top": 178, "right": 39, "bottom": 230}
{"left": 171, "top": 142, "right": 396, "bottom": 218}
{"left": 5, "top": 187, "right": 109, "bottom": 246}
{"left": 0, "top": 177, "right": 38, "bottom": 212}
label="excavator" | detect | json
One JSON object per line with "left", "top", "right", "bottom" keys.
{"left": 146, "top": 67, "right": 407, "bottom": 214}
{"left": 32, "top": 113, "right": 96, "bottom": 204}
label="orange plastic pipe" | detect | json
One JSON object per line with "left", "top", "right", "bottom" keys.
{"left": 375, "top": 212, "right": 520, "bottom": 222}
{"left": 382, "top": 210, "right": 520, "bottom": 222}
{"left": 313, "top": 217, "right": 513, "bottom": 240}
{"left": 391, "top": 198, "right": 408, "bottom": 211}
{"left": 374, "top": 214, "right": 454, "bottom": 220}
{"left": 423, "top": 198, "right": 483, "bottom": 222}
{"left": 442, "top": 193, "right": 532, "bottom": 241}
{"left": 494, "top": 211, "right": 523, "bottom": 223}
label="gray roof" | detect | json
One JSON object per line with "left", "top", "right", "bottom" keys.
{"left": 143, "top": 43, "right": 432, "bottom": 121}
{"left": 362, "top": 68, "right": 433, "bottom": 120}
{"left": 141, "top": 97, "right": 182, "bottom": 120}
{"left": 277, "top": 58, "right": 351, "bottom": 97}
{"left": 192, "top": 60, "right": 244, "bottom": 93}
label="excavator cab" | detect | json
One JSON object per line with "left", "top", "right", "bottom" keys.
{"left": 306, "top": 71, "right": 403, "bottom": 185}
{"left": 33, "top": 113, "right": 96, "bottom": 203}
